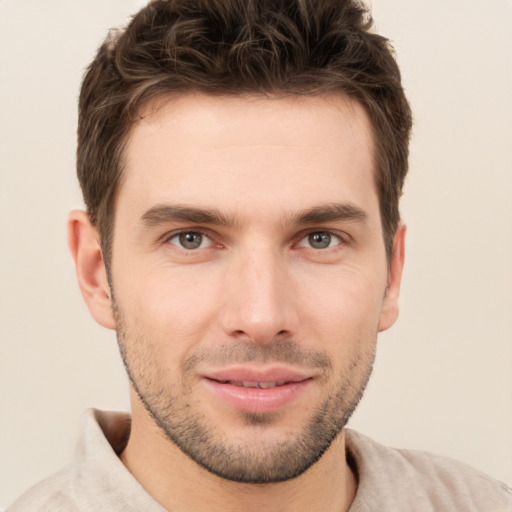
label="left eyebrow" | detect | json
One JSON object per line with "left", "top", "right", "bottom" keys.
{"left": 291, "top": 203, "right": 368, "bottom": 226}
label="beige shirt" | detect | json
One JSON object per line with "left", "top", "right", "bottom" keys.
{"left": 8, "top": 409, "right": 512, "bottom": 511}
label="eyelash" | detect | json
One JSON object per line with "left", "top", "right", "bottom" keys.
{"left": 165, "top": 230, "right": 216, "bottom": 250}
{"left": 297, "top": 231, "right": 344, "bottom": 250}
{"left": 164, "top": 229, "right": 348, "bottom": 252}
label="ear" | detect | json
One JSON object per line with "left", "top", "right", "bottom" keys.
{"left": 378, "top": 223, "right": 406, "bottom": 332}
{"left": 68, "top": 210, "right": 115, "bottom": 330}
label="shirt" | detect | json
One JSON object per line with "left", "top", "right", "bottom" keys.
{"left": 7, "top": 409, "right": 512, "bottom": 511}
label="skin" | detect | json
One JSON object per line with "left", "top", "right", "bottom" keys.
{"left": 68, "top": 93, "right": 405, "bottom": 512}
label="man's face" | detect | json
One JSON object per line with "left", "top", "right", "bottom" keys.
{"left": 107, "top": 94, "right": 402, "bottom": 482}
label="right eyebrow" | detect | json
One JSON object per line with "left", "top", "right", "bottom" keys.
{"left": 140, "top": 204, "right": 237, "bottom": 228}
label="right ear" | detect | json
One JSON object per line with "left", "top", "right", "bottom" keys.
{"left": 67, "top": 210, "right": 115, "bottom": 330}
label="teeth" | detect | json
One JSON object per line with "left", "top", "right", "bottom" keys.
{"left": 223, "top": 380, "right": 288, "bottom": 388}
{"left": 258, "top": 382, "right": 277, "bottom": 389}
{"left": 242, "top": 381, "right": 260, "bottom": 388}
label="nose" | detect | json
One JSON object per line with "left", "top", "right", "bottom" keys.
{"left": 219, "top": 245, "right": 299, "bottom": 344}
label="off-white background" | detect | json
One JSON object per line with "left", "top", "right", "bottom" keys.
{"left": 1, "top": 0, "right": 511, "bottom": 507}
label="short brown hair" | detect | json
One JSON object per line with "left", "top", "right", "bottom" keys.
{"left": 77, "top": 0, "right": 412, "bottom": 264}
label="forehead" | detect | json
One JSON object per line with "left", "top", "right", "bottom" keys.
{"left": 119, "top": 93, "right": 377, "bottom": 222}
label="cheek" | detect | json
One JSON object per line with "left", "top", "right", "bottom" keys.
{"left": 115, "top": 265, "right": 221, "bottom": 350}
{"left": 296, "top": 267, "right": 386, "bottom": 343}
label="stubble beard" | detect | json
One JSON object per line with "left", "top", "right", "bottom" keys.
{"left": 113, "top": 304, "right": 376, "bottom": 484}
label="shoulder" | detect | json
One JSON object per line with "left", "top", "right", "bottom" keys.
{"left": 346, "top": 429, "right": 512, "bottom": 512}
{"left": 6, "top": 466, "right": 77, "bottom": 512}
{"left": 6, "top": 409, "right": 163, "bottom": 512}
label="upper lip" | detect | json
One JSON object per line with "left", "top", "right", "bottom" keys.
{"left": 201, "top": 365, "right": 313, "bottom": 384}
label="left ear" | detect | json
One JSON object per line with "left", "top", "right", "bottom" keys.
{"left": 378, "top": 223, "right": 406, "bottom": 332}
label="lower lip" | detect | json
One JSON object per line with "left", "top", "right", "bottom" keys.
{"left": 202, "top": 378, "right": 312, "bottom": 414}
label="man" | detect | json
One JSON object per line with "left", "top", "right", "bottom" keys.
{"left": 8, "top": 0, "right": 511, "bottom": 510}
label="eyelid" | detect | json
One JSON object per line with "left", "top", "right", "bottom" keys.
{"left": 158, "top": 227, "right": 349, "bottom": 250}
{"left": 162, "top": 228, "right": 216, "bottom": 248}
{"left": 294, "top": 229, "right": 349, "bottom": 249}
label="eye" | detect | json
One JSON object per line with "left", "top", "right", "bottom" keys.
{"left": 168, "top": 231, "right": 212, "bottom": 250}
{"left": 298, "top": 231, "right": 342, "bottom": 250}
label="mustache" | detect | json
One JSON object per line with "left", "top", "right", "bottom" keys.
{"left": 181, "top": 339, "right": 332, "bottom": 374}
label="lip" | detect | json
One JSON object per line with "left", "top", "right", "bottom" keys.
{"left": 200, "top": 366, "right": 314, "bottom": 414}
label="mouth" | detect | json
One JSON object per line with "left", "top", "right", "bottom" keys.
{"left": 212, "top": 379, "right": 301, "bottom": 388}
{"left": 201, "top": 367, "right": 314, "bottom": 414}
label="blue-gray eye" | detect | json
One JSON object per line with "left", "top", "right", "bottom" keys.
{"left": 169, "top": 231, "right": 210, "bottom": 250}
{"left": 299, "top": 231, "right": 341, "bottom": 249}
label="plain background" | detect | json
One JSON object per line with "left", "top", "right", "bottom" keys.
{"left": 1, "top": 0, "right": 511, "bottom": 507}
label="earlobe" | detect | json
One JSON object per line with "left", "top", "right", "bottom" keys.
{"left": 68, "top": 210, "right": 116, "bottom": 330}
{"left": 378, "top": 223, "right": 406, "bottom": 332}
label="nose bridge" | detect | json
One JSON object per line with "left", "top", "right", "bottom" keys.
{"left": 220, "top": 240, "right": 297, "bottom": 343}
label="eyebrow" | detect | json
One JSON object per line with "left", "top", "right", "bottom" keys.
{"left": 141, "top": 204, "right": 236, "bottom": 228}
{"left": 294, "top": 203, "right": 367, "bottom": 225}
{"left": 140, "top": 202, "right": 367, "bottom": 229}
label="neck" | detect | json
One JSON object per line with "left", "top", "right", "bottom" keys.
{"left": 121, "top": 403, "right": 357, "bottom": 512}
